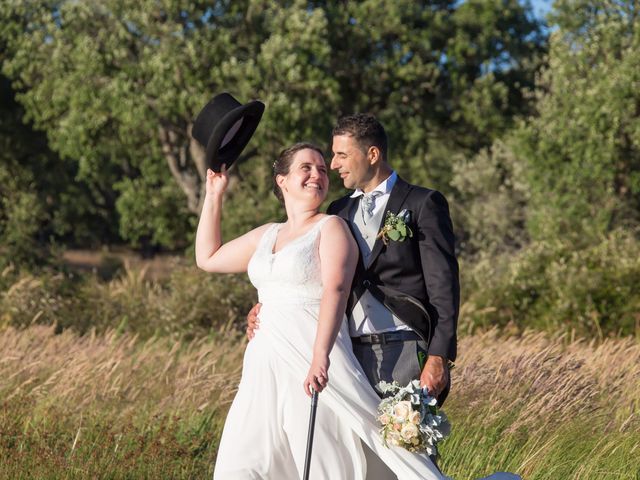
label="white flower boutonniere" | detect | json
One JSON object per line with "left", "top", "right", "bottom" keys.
{"left": 377, "top": 209, "right": 413, "bottom": 245}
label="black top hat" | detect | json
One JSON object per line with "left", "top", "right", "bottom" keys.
{"left": 192, "top": 92, "right": 265, "bottom": 172}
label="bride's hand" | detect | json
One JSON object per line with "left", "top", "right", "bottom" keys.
{"left": 304, "top": 354, "right": 330, "bottom": 397}
{"left": 205, "top": 165, "right": 229, "bottom": 197}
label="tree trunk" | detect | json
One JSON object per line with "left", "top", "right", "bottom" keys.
{"left": 160, "top": 124, "right": 249, "bottom": 214}
{"left": 158, "top": 125, "right": 201, "bottom": 214}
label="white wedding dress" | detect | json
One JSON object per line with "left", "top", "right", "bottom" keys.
{"left": 213, "top": 216, "right": 519, "bottom": 480}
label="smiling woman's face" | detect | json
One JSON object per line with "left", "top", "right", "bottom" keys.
{"left": 277, "top": 148, "right": 329, "bottom": 207}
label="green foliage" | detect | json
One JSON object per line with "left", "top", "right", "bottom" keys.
{"left": 0, "top": 76, "right": 117, "bottom": 267}
{"left": 115, "top": 177, "right": 194, "bottom": 250}
{"left": 450, "top": 138, "right": 530, "bottom": 255}
{"left": 321, "top": 0, "right": 547, "bottom": 190}
{"left": 0, "top": 173, "right": 46, "bottom": 267}
{"left": 0, "top": 262, "right": 256, "bottom": 339}
{"left": 451, "top": 1, "right": 640, "bottom": 337}
{"left": 0, "top": 0, "right": 343, "bottom": 247}
{"left": 0, "top": 0, "right": 546, "bottom": 248}
{"left": 3, "top": 0, "right": 638, "bottom": 340}
{"left": 518, "top": 1, "right": 640, "bottom": 243}
{"left": 448, "top": 0, "right": 640, "bottom": 339}
{"left": 462, "top": 229, "right": 640, "bottom": 337}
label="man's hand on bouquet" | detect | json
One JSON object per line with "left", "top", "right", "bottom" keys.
{"left": 246, "top": 303, "right": 261, "bottom": 340}
{"left": 420, "top": 355, "right": 449, "bottom": 398}
{"left": 304, "top": 354, "right": 330, "bottom": 397}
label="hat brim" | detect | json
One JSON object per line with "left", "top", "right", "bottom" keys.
{"left": 205, "top": 100, "right": 265, "bottom": 172}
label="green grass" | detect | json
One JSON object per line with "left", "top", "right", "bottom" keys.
{"left": 439, "top": 330, "right": 640, "bottom": 479}
{"left": 0, "top": 403, "right": 220, "bottom": 479}
{"left": 0, "top": 325, "right": 638, "bottom": 479}
{"left": 441, "top": 402, "right": 640, "bottom": 479}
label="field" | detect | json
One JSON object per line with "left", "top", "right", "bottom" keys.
{"left": 1, "top": 325, "right": 638, "bottom": 479}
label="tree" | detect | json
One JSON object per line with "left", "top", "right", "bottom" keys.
{"left": 518, "top": 0, "right": 640, "bottom": 243}
{"left": 318, "top": 0, "right": 546, "bottom": 189}
{"left": 0, "top": 0, "right": 546, "bottom": 248}
{"left": 0, "top": 74, "right": 115, "bottom": 267}
{"left": 450, "top": 138, "right": 530, "bottom": 256}
{"left": 0, "top": 0, "right": 340, "bottom": 247}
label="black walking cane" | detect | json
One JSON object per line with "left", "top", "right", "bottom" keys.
{"left": 302, "top": 388, "right": 319, "bottom": 480}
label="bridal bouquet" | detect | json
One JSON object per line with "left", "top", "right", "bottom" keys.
{"left": 376, "top": 380, "right": 451, "bottom": 455}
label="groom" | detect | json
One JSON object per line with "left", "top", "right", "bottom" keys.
{"left": 248, "top": 113, "right": 459, "bottom": 476}
{"left": 326, "top": 113, "right": 458, "bottom": 405}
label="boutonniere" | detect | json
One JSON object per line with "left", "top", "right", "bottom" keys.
{"left": 377, "top": 209, "right": 413, "bottom": 245}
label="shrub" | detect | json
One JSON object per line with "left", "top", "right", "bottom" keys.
{"left": 450, "top": 139, "right": 530, "bottom": 256}
{"left": 0, "top": 261, "right": 257, "bottom": 339}
{"left": 461, "top": 229, "right": 640, "bottom": 337}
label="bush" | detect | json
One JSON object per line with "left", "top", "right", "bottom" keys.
{"left": 450, "top": 139, "right": 530, "bottom": 256}
{"left": 461, "top": 229, "right": 640, "bottom": 337}
{"left": 0, "top": 172, "right": 50, "bottom": 269}
{"left": 0, "top": 261, "right": 257, "bottom": 339}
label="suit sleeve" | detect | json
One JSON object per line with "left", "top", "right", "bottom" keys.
{"left": 417, "top": 190, "right": 459, "bottom": 362}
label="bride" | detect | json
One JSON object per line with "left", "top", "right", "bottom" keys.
{"left": 196, "top": 143, "right": 518, "bottom": 480}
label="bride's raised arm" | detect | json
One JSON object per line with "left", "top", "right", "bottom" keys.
{"left": 304, "top": 216, "right": 358, "bottom": 396}
{"left": 195, "top": 166, "right": 271, "bottom": 273}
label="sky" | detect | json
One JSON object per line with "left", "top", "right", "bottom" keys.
{"left": 529, "top": 0, "right": 554, "bottom": 19}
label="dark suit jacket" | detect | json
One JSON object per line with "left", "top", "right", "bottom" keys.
{"left": 327, "top": 176, "right": 459, "bottom": 362}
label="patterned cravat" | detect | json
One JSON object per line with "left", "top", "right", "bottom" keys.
{"left": 360, "top": 191, "right": 382, "bottom": 223}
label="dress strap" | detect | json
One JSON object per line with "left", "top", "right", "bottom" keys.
{"left": 263, "top": 216, "right": 335, "bottom": 255}
{"left": 257, "top": 222, "right": 281, "bottom": 251}
{"left": 312, "top": 214, "right": 336, "bottom": 233}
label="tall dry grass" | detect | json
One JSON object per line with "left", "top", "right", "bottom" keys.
{"left": 0, "top": 324, "right": 245, "bottom": 479}
{"left": 443, "top": 330, "right": 640, "bottom": 479}
{"left": 454, "top": 329, "right": 639, "bottom": 429}
{"left": 0, "top": 325, "right": 244, "bottom": 417}
{"left": 0, "top": 325, "right": 638, "bottom": 479}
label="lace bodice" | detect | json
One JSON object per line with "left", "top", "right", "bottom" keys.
{"left": 247, "top": 216, "right": 334, "bottom": 304}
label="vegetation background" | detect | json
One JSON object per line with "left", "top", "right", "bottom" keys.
{"left": 0, "top": 0, "right": 638, "bottom": 478}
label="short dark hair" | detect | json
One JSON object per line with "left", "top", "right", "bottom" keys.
{"left": 272, "top": 142, "right": 324, "bottom": 204}
{"left": 332, "top": 113, "right": 388, "bottom": 161}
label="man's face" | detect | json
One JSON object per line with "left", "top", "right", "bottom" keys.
{"left": 330, "top": 134, "right": 373, "bottom": 190}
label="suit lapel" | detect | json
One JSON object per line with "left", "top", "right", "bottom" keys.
{"left": 367, "top": 177, "right": 412, "bottom": 267}
{"left": 334, "top": 195, "right": 359, "bottom": 222}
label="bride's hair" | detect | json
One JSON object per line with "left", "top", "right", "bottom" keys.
{"left": 272, "top": 142, "right": 325, "bottom": 204}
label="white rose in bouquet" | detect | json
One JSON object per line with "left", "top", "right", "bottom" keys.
{"left": 400, "top": 422, "right": 419, "bottom": 442}
{"left": 408, "top": 410, "right": 421, "bottom": 425}
{"left": 392, "top": 401, "right": 412, "bottom": 422}
{"left": 379, "top": 413, "right": 392, "bottom": 425}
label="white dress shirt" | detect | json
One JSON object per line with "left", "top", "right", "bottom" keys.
{"left": 349, "top": 171, "right": 398, "bottom": 216}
